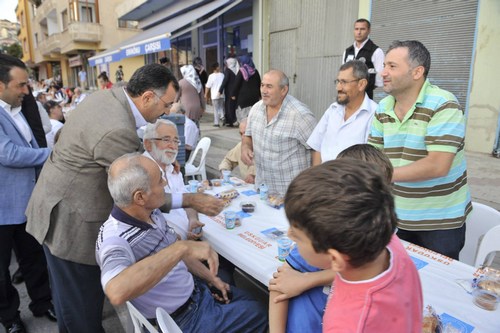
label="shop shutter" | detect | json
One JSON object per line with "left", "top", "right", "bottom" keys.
{"left": 370, "top": 0, "right": 478, "bottom": 110}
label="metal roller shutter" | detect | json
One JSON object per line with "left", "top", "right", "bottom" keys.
{"left": 370, "top": 0, "right": 478, "bottom": 109}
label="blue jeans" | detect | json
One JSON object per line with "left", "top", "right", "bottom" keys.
{"left": 171, "top": 279, "right": 268, "bottom": 333}
{"left": 397, "top": 224, "right": 466, "bottom": 260}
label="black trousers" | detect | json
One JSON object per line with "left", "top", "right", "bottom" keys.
{"left": 0, "top": 223, "right": 52, "bottom": 327}
{"left": 43, "top": 246, "right": 105, "bottom": 333}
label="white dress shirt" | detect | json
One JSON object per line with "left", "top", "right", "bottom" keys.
{"left": 0, "top": 99, "right": 33, "bottom": 144}
{"left": 307, "top": 94, "right": 377, "bottom": 162}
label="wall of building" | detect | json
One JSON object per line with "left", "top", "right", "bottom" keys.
{"left": 465, "top": 0, "right": 500, "bottom": 154}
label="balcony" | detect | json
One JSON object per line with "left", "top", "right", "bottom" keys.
{"left": 39, "top": 33, "right": 62, "bottom": 56}
{"left": 59, "top": 22, "right": 103, "bottom": 53}
{"left": 36, "top": 0, "right": 57, "bottom": 23}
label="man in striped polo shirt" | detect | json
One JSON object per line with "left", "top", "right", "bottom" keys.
{"left": 369, "top": 40, "right": 471, "bottom": 259}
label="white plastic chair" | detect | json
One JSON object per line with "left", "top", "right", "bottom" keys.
{"left": 184, "top": 137, "right": 211, "bottom": 181}
{"left": 126, "top": 301, "right": 159, "bottom": 333}
{"left": 459, "top": 202, "right": 500, "bottom": 266}
{"left": 156, "top": 307, "right": 182, "bottom": 333}
{"left": 475, "top": 224, "right": 500, "bottom": 267}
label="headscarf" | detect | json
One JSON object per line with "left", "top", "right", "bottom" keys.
{"left": 239, "top": 55, "right": 256, "bottom": 81}
{"left": 180, "top": 65, "right": 202, "bottom": 93}
{"left": 225, "top": 57, "right": 240, "bottom": 76}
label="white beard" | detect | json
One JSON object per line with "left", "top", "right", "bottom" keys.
{"left": 151, "top": 144, "right": 178, "bottom": 166}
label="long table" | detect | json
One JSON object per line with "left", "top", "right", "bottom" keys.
{"left": 194, "top": 181, "right": 499, "bottom": 332}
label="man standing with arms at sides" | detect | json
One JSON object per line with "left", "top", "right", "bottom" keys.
{"left": 368, "top": 40, "right": 471, "bottom": 259}
{"left": 307, "top": 60, "right": 377, "bottom": 165}
{"left": 0, "top": 54, "right": 55, "bottom": 333}
{"left": 343, "top": 18, "right": 384, "bottom": 100}
{"left": 241, "top": 70, "right": 317, "bottom": 195}
{"left": 78, "top": 68, "right": 86, "bottom": 90}
{"left": 26, "top": 64, "right": 224, "bottom": 333}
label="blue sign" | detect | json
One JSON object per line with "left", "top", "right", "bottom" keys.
{"left": 88, "top": 52, "right": 121, "bottom": 67}
{"left": 120, "top": 38, "right": 171, "bottom": 59}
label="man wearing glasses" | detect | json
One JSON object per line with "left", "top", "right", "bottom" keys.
{"left": 142, "top": 119, "right": 204, "bottom": 241}
{"left": 307, "top": 60, "right": 378, "bottom": 165}
{"left": 26, "top": 64, "right": 224, "bottom": 333}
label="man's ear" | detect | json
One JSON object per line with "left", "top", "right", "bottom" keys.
{"left": 143, "top": 139, "right": 152, "bottom": 152}
{"left": 132, "top": 190, "right": 146, "bottom": 206}
{"left": 141, "top": 90, "right": 156, "bottom": 109}
{"left": 328, "top": 248, "right": 349, "bottom": 272}
{"left": 412, "top": 65, "right": 425, "bottom": 80}
{"left": 358, "top": 78, "right": 368, "bottom": 92}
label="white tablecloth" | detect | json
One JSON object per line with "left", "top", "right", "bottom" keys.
{"left": 191, "top": 181, "right": 500, "bottom": 332}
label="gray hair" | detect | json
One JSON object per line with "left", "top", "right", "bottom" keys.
{"left": 266, "top": 69, "right": 289, "bottom": 89}
{"left": 339, "top": 60, "right": 369, "bottom": 81}
{"left": 108, "top": 153, "right": 151, "bottom": 207}
{"left": 387, "top": 40, "right": 431, "bottom": 78}
{"left": 143, "top": 119, "right": 178, "bottom": 142}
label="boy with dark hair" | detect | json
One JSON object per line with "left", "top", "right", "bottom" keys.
{"left": 284, "top": 159, "right": 422, "bottom": 333}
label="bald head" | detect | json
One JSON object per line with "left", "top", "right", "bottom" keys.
{"left": 108, "top": 153, "right": 159, "bottom": 207}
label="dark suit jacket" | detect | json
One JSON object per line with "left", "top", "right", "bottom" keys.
{"left": 22, "top": 88, "right": 47, "bottom": 148}
{"left": 26, "top": 87, "right": 172, "bottom": 265}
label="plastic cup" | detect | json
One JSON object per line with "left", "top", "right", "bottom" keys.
{"left": 224, "top": 211, "right": 236, "bottom": 229}
{"left": 222, "top": 170, "right": 231, "bottom": 183}
{"left": 277, "top": 237, "right": 292, "bottom": 261}
{"left": 188, "top": 180, "right": 199, "bottom": 193}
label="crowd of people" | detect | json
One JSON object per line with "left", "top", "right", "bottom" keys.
{"left": 0, "top": 16, "right": 472, "bottom": 333}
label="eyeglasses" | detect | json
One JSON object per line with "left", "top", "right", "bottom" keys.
{"left": 152, "top": 91, "right": 174, "bottom": 110}
{"left": 334, "top": 79, "right": 360, "bottom": 86}
{"left": 150, "top": 137, "right": 180, "bottom": 145}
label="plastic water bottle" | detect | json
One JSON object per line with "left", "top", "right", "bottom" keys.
{"left": 259, "top": 183, "right": 268, "bottom": 201}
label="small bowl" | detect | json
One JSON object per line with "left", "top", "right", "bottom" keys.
{"left": 472, "top": 288, "right": 499, "bottom": 311}
{"left": 240, "top": 201, "right": 256, "bottom": 213}
{"left": 211, "top": 179, "right": 223, "bottom": 187}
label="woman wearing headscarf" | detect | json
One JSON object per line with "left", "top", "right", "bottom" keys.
{"left": 231, "top": 54, "right": 261, "bottom": 123}
{"left": 193, "top": 57, "right": 208, "bottom": 92}
{"left": 175, "top": 65, "right": 206, "bottom": 126}
{"left": 218, "top": 57, "right": 239, "bottom": 127}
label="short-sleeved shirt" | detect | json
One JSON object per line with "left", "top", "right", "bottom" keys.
{"left": 206, "top": 72, "right": 225, "bottom": 100}
{"left": 96, "top": 206, "right": 194, "bottom": 319}
{"left": 307, "top": 94, "right": 377, "bottom": 162}
{"left": 184, "top": 116, "right": 199, "bottom": 149}
{"left": 323, "top": 235, "right": 423, "bottom": 333}
{"left": 285, "top": 247, "right": 328, "bottom": 333}
{"left": 368, "top": 80, "right": 472, "bottom": 231}
{"left": 246, "top": 95, "right": 317, "bottom": 195}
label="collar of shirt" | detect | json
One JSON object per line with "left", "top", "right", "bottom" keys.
{"left": 353, "top": 38, "right": 370, "bottom": 55}
{"left": 266, "top": 94, "right": 290, "bottom": 126}
{"left": 110, "top": 205, "right": 154, "bottom": 230}
{"left": 0, "top": 99, "right": 22, "bottom": 116}
{"left": 382, "top": 79, "right": 430, "bottom": 122}
{"left": 123, "top": 87, "right": 147, "bottom": 129}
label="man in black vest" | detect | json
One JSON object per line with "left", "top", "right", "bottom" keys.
{"left": 343, "top": 19, "right": 384, "bottom": 100}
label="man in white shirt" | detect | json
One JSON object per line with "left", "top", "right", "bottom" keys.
{"left": 342, "top": 19, "right": 384, "bottom": 99}
{"left": 43, "top": 100, "right": 64, "bottom": 148}
{"left": 142, "top": 119, "right": 204, "bottom": 240}
{"left": 307, "top": 60, "right": 377, "bottom": 165}
{"left": 205, "top": 62, "right": 225, "bottom": 127}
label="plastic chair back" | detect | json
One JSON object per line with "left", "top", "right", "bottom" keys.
{"left": 184, "top": 137, "right": 211, "bottom": 181}
{"left": 475, "top": 224, "right": 500, "bottom": 267}
{"left": 459, "top": 202, "right": 500, "bottom": 266}
{"left": 126, "top": 301, "right": 159, "bottom": 333}
{"left": 156, "top": 307, "right": 182, "bottom": 333}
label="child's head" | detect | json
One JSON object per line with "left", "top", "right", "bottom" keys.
{"left": 211, "top": 62, "right": 220, "bottom": 72}
{"left": 337, "top": 144, "right": 393, "bottom": 183}
{"left": 284, "top": 159, "right": 397, "bottom": 270}
{"left": 44, "top": 100, "right": 63, "bottom": 120}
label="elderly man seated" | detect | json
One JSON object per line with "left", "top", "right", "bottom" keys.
{"left": 96, "top": 153, "right": 268, "bottom": 332}
{"left": 218, "top": 118, "right": 256, "bottom": 184}
{"left": 142, "top": 119, "right": 203, "bottom": 240}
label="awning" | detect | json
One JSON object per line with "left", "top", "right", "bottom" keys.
{"left": 88, "top": 0, "right": 241, "bottom": 67}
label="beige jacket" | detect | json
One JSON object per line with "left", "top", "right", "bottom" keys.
{"left": 218, "top": 142, "right": 255, "bottom": 180}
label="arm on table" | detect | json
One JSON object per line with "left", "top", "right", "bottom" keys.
{"left": 186, "top": 208, "right": 204, "bottom": 240}
{"left": 105, "top": 241, "right": 217, "bottom": 305}
{"left": 392, "top": 151, "right": 455, "bottom": 182}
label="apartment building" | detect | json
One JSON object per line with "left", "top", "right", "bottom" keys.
{"left": 17, "top": 0, "right": 139, "bottom": 89}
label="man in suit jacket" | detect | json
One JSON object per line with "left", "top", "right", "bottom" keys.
{"left": 0, "top": 54, "right": 55, "bottom": 333}
{"left": 26, "top": 64, "right": 224, "bottom": 332}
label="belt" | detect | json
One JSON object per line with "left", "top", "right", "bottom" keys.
{"left": 171, "top": 296, "right": 193, "bottom": 318}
